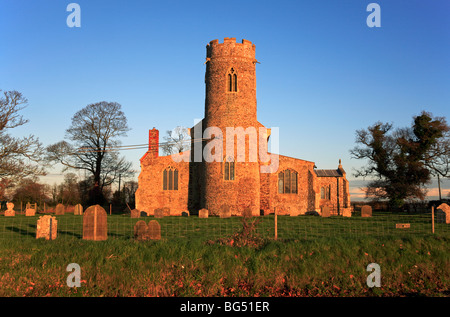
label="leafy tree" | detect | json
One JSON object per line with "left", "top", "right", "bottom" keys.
{"left": 350, "top": 111, "right": 449, "bottom": 209}
{"left": 46, "top": 101, "right": 133, "bottom": 205}
{"left": 0, "top": 90, "right": 46, "bottom": 188}
{"left": 12, "top": 178, "right": 49, "bottom": 206}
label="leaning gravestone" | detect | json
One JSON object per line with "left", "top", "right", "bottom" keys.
{"left": 36, "top": 215, "right": 57, "bottom": 240}
{"left": 220, "top": 205, "right": 231, "bottom": 218}
{"left": 55, "top": 203, "right": 65, "bottom": 215}
{"left": 361, "top": 205, "right": 372, "bottom": 218}
{"left": 25, "top": 208, "right": 36, "bottom": 216}
{"left": 74, "top": 204, "right": 83, "bottom": 215}
{"left": 199, "top": 208, "right": 208, "bottom": 218}
{"left": 5, "top": 202, "right": 15, "bottom": 217}
{"left": 321, "top": 205, "right": 331, "bottom": 218}
{"left": 130, "top": 209, "right": 140, "bottom": 218}
{"left": 243, "top": 206, "right": 252, "bottom": 218}
{"left": 154, "top": 208, "right": 164, "bottom": 218}
{"left": 148, "top": 220, "right": 161, "bottom": 240}
{"left": 83, "top": 205, "right": 107, "bottom": 241}
{"left": 436, "top": 203, "right": 450, "bottom": 224}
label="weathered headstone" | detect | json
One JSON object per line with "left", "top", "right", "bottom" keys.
{"left": 74, "top": 204, "right": 83, "bottom": 215}
{"left": 162, "top": 207, "right": 170, "bottom": 217}
{"left": 134, "top": 220, "right": 149, "bottom": 240}
{"left": 140, "top": 211, "right": 148, "bottom": 217}
{"left": 181, "top": 211, "right": 189, "bottom": 217}
{"left": 242, "top": 206, "right": 252, "bottom": 218}
{"left": 436, "top": 203, "right": 450, "bottom": 224}
{"left": 220, "top": 205, "right": 231, "bottom": 218}
{"left": 36, "top": 215, "right": 57, "bottom": 240}
{"left": 5, "top": 202, "right": 15, "bottom": 217}
{"left": 148, "top": 220, "right": 161, "bottom": 240}
{"left": 342, "top": 208, "right": 352, "bottom": 218}
{"left": 199, "top": 208, "right": 208, "bottom": 218}
{"left": 321, "top": 205, "right": 331, "bottom": 218}
{"left": 361, "top": 205, "right": 372, "bottom": 218}
{"left": 130, "top": 209, "right": 140, "bottom": 218}
{"left": 55, "top": 203, "right": 65, "bottom": 215}
{"left": 154, "top": 208, "right": 164, "bottom": 218}
{"left": 83, "top": 205, "right": 107, "bottom": 241}
{"left": 25, "top": 208, "right": 36, "bottom": 216}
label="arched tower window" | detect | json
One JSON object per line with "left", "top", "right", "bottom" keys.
{"left": 163, "top": 166, "right": 178, "bottom": 190}
{"left": 278, "top": 169, "right": 298, "bottom": 194}
{"left": 227, "top": 68, "right": 237, "bottom": 92}
{"left": 224, "top": 156, "right": 235, "bottom": 180}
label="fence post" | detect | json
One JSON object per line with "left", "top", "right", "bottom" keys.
{"left": 274, "top": 207, "right": 278, "bottom": 241}
{"left": 110, "top": 204, "right": 112, "bottom": 215}
{"left": 431, "top": 206, "right": 435, "bottom": 234}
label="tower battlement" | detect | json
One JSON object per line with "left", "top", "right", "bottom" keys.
{"left": 206, "top": 38, "right": 256, "bottom": 59}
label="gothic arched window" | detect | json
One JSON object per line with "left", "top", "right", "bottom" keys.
{"left": 163, "top": 166, "right": 178, "bottom": 190}
{"left": 278, "top": 169, "right": 298, "bottom": 194}
{"left": 224, "top": 156, "right": 235, "bottom": 180}
{"left": 227, "top": 68, "right": 237, "bottom": 92}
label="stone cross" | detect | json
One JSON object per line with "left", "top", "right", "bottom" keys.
{"left": 36, "top": 215, "right": 57, "bottom": 240}
{"left": 83, "top": 205, "right": 108, "bottom": 241}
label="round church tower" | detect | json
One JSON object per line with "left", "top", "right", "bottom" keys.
{"left": 202, "top": 38, "right": 261, "bottom": 216}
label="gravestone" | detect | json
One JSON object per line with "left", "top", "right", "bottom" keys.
{"left": 5, "top": 202, "right": 15, "bottom": 217}
{"left": 148, "top": 220, "right": 161, "bottom": 240}
{"left": 55, "top": 203, "right": 65, "bottom": 215}
{"left": 83, "top": 205, "right": 108, "bottom": 241}
{"left": 181, "top": 211, "right": 189, "bottom": 217}
{"left": 242, "top": 206, "right": 252, "bottom": 218}
{"left": 342, "top": 208, "right": 352, "bottom": 218}
{"left": 220, "top": 205, "right": 231, "bottom": 218}
{"left": 199, "top": 208, "right": 208, "bottom": 218}
{"left": 74, "top": 204, "right": 83, "bottom": 215}
{"left": 436, "top": 203, "right": 450, "bottom": 224}
{"left": 25, "top": 208, "right": 36, "bottom": 216}
{"left": 130, "top": 209, "right": 140, "bottom": 218}
{"left": 321, "top": 205, "right": 331, "bottom": 218}
{"left": 134, "top": 220, "right": 149, "bottom": 240}
{"left": 36, "top": 215, "right": 57, "bottom": 240}
{"left": 140, "top": 211, "right": 148, "bottom": 217}
{"left": 162, "top": 207, "right": 170, "bottom": 217}
{"left": 361, "top": 205, "right": 372, "bottom": 218}
{"left": 133, "top": 220, "right": 161, "bottom": 241}
{"left": 154, "top": 208, "right": 164, "bottom": 218}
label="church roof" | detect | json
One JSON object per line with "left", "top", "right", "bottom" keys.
{"left": 314, "top": 169, "right": 343, "bottom": 177}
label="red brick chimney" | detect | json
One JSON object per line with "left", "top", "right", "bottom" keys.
{"left": 148, "top": 128, "right": 159, "bottom": 159}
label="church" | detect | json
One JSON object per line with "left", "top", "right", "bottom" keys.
{"left": 135, "top": 38, "right": 351, "bottom": 217}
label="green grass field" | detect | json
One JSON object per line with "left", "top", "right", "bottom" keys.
{"left": 0, "top": 212, "right": 448, "bottom": 297}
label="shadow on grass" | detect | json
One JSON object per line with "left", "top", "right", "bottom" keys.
{"left": 5, "top": 226, "right": 35, "bottom": 238}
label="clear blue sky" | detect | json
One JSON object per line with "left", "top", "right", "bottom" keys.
{"left": 1, "top": 0, "right": 449, "bottom": 199}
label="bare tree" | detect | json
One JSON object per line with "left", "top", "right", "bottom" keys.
{"left": 0, "top": 90, "right": 46, "bottom": 187}
{"left": 160, "top": 126, "right": 191, "bottom": 155}
{"left": 46, "top": 101, "right": 133, "bottom": 204}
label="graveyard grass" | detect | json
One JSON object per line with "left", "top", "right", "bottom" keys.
{"left": 0, "top": 213, "right": 449, "bottom": 297}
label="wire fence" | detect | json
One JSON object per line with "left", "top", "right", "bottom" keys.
{"left": 0, "top": 204, "right": 449, "bottom": 242}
